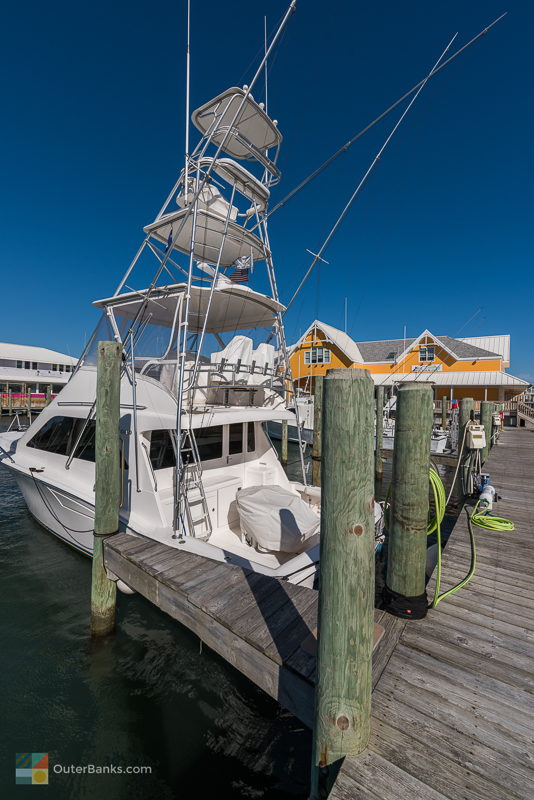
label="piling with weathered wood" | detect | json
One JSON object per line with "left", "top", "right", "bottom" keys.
{"left": 458, "top": 397, "right": 474, "bottom": 494}
{"left": 281, "top": 420, "right": 288, "bottom": 466}
{"left": 480, "top": 400, "right": 492, "bottom": 464}
{"left": 384, "top": 382, "right": 433, "bottom": 618}
{"left": 312, "top": 369, "right": 375, "bottom": 793}
{"left": 375, "top": 385, "right": 384, "bottom": 481}
{"left": 90, "top": 340, "right": 122, "bottom": 637}
{"left": 311, "top": 376, "right": 323, "bottom": 487}
{"left": 8, "top": 389, "right": 12, "bottom": 414}
{"left": 441, "top": 396, "right": 447, "bottom": 431}
{"left": 46, "top": 385, "right": 52, "bottom": 406}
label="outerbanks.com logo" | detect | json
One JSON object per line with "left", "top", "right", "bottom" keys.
{"left": 16, "top": 753, "right": 151, "bottom": 785}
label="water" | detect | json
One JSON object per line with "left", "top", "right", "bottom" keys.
{"left": 0, "top": 419, "right": 311, "bottom": 800}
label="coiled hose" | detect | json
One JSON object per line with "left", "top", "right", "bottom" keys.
{"left": 386, "top": 467, "right": 514, "bottom": 609}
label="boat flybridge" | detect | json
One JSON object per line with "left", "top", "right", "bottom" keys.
{"left": 0, "top": 74, "right": 383, "bottom": 587}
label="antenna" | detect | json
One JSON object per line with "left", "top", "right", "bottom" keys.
{"left": 264, "top": 16, "right": 268, "bottom": 114}
{"left": 184, "top": 0, "right": 191, "bottom": 182}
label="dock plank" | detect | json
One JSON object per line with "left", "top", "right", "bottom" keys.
{"left": 331, "top": 429, "right": 534, "bottom": 800}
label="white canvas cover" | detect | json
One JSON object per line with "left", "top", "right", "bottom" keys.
{"left": 236, "top": 485, "right": 320, "bottom": 553}
{"left": 211, "top": 335, "right": 253, "bottom": 368}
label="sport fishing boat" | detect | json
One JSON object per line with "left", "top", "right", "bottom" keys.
{"left": 0, "top": 8, "right": 386, "bottom": 587}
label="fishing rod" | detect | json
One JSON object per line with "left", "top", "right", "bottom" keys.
{"left": 265, "top": 13, "right": 506, "bottom": 224}
{"left": 283, "top": 32, "right": 458, "bottom": 315}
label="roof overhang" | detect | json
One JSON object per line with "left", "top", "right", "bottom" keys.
{"left": 372, "top": 371, "right": 529, "bottom": 388}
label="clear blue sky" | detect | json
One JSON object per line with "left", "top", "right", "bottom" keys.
{"left": 1, "top": 1, "right": 532, "bottom": 380}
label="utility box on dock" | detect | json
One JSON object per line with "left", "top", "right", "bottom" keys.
{"left": 467, "top": 424, "right": 486, "bottom": 449}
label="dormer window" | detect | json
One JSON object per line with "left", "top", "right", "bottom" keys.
{"left": 304, "top": 347, "right": 331, "bottom": 365}
{"left": 419, "top": 345, "right": 435, "bottom": 363}
{"left": 386, "top": 351, "right": 397, "bottom": 360}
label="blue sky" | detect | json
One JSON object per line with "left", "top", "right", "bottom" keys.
{"left": 1, "top": 1, "right": 532, "bottom": 380}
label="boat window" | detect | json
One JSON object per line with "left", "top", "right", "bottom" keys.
{"left": 17, "top": 360, "right": 22, "bottom": 369}
{"left": 27, "top": 416, "right": 121, "bottom": 465}
{"left": 247, "top": 422, "right": 255, "bottom": 453}
{"left": 149, "top": 430, "right": 176, "bottom": 470}
{"left": 27, "top": 416, "right": 95, "bottom": 460}
{"left": 195, "top": 426, "right": 223, "bottom": 462}
{"left": 229, "top": 423, "right": 243, "bottom": 455}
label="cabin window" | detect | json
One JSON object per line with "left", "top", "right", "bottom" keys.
{"left": 229, "top": 423, "right": 243, "bottom": 455}
{"left": 24, "top": 361, "right": 31, "bottom": 369}
{"left": 195, "top": 426, "right": 223, "bottom": 462}
{"left": 419, "top": 346, "right": 435, "bottom": 363}
{"left": 304, "top": 347, "right": 331, "bottom": 365}
{"left": 149, "top": 430, "right": 176, "bottom": 470}
{"left": 52, "top": 364, "right": 57, "bottom": 371}
{"left": 17, "top": 360, "right": 23, "bottom": 369}
{"left": 27, "top": 416, "right": 95, "bottom": 461}
{"left": 247, "top": 422, "right": 255, "bottom": 453}
{"left": 32, "top": 362, "right": 38, "bottom": 370}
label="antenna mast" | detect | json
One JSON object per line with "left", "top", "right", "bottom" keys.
{"left": 184, "top": 0, "right": 191, "bottom": 182}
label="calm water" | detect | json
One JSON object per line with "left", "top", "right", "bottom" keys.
{"left": 0, "top": 420, "right": 311, "bottom": 800}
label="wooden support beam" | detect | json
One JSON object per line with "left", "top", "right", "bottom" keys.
{"left": 441, "top": 396, "right": 447, "bottom": 431}
{"left": 312, "top": 369, "right": 375, "bottom": 791}
{"left": 90, "top": 340, "right": 122, "bottom": 637}
{"left": 480, "top": 400, "right": 492, "bottom": 465}
{"left": 458, "top": 397, "right": 474, "bottom": 494}
{"left": 281, "top": 420, "right": 288, "bottom": 466}
{"left": 311, "top": 376, "right": 323, "bottom": 487}
{"left": 375, "top": 385, "right": 384, "bottom": 481}
{"left": 385, "top": 383, "right": 433, "bottom": 612}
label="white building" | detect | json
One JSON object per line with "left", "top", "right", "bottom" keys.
{"left": 0, "top": 342, "right": 77, "bottom": 400}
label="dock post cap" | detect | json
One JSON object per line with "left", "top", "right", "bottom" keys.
{"left": 324, "top": 368, "right": 372, "bottom": 381}
{"left": 396, "top": 382, "right": 434, "bottom": 392}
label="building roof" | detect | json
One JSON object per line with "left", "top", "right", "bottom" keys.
{"left": 356, "top": 332, "right": 501, "bottom": 362}
{"left": 0, "top": 342, "right": 77, "bottom": 365}
{"left": 459, "top": 335, "right": 510, "bottom": 365}
{"left": 371, "top": 370, "right": 529, "bottom": 388}
{"left": 291, "top": 320, "right": 364, "bottom": 364}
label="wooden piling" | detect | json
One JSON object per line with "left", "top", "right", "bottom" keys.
{"left": 281, "top": 420, "right": 288, "bottom": 466}
{"left": 458, "top": 397, "right": 474, "bottom": 494}
{"left": 312, "top": 369, "right": 375, "bottom": 786}
{"left": 311, "top": 376, "right": 323, "bottom": 487}
{"left": 441, "top": 396, "right": 447, "bottom": 431}
{"left": 375, "top": 385, "right": 384, "bottom": 481}
{"left": 90, "top": 340, "right": 122, "bottom": 637}
{"left": 46, "top": 385, "right": 52, "bottom": 405}
{"left": 480, "top": 400, "right": 492, "bottom": 464}
{"left": 385, "top": 383, "right": 433, "bottom": 610}
{"left": 8, "top": 389, "right": 12, "bottom": 415}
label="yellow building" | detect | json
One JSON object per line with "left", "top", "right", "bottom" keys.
{"left": 290, "top": 321, "right": 528, "bottom": 403}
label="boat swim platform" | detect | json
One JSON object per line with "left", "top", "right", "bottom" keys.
{"left": 330, "top": 427, "right": 534, "bottom": 800}
{"left": 103, "top": 536, "right": 405, "bottom": 729}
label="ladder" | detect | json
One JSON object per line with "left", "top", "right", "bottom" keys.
{"left": 177, "top": 428, "right": 213, "bottom": 540}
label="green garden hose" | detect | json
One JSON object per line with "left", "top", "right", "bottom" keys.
{"left": 429, "top": 472, "right": 514, "bottom": 608}
{"left": 386, "top": 468, "right": 514, "bottom": 609}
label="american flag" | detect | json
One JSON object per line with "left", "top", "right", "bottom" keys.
{"left": 228, "top": 255, "right": 252, "bottom": 284}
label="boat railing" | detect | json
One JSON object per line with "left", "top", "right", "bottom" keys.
{"left": 136, "top": 357, "right": 288, "bottom": 406}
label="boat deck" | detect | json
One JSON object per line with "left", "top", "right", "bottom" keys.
{"left": 330, "top": 427, "right": 534, "bottom": 800}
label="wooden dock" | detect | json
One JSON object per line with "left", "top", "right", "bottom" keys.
{"left": 330, "top": 427, "right": 534, "bottom": 800}
{"left": 103, "top": 536, "right": 405, "bottom": 729}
